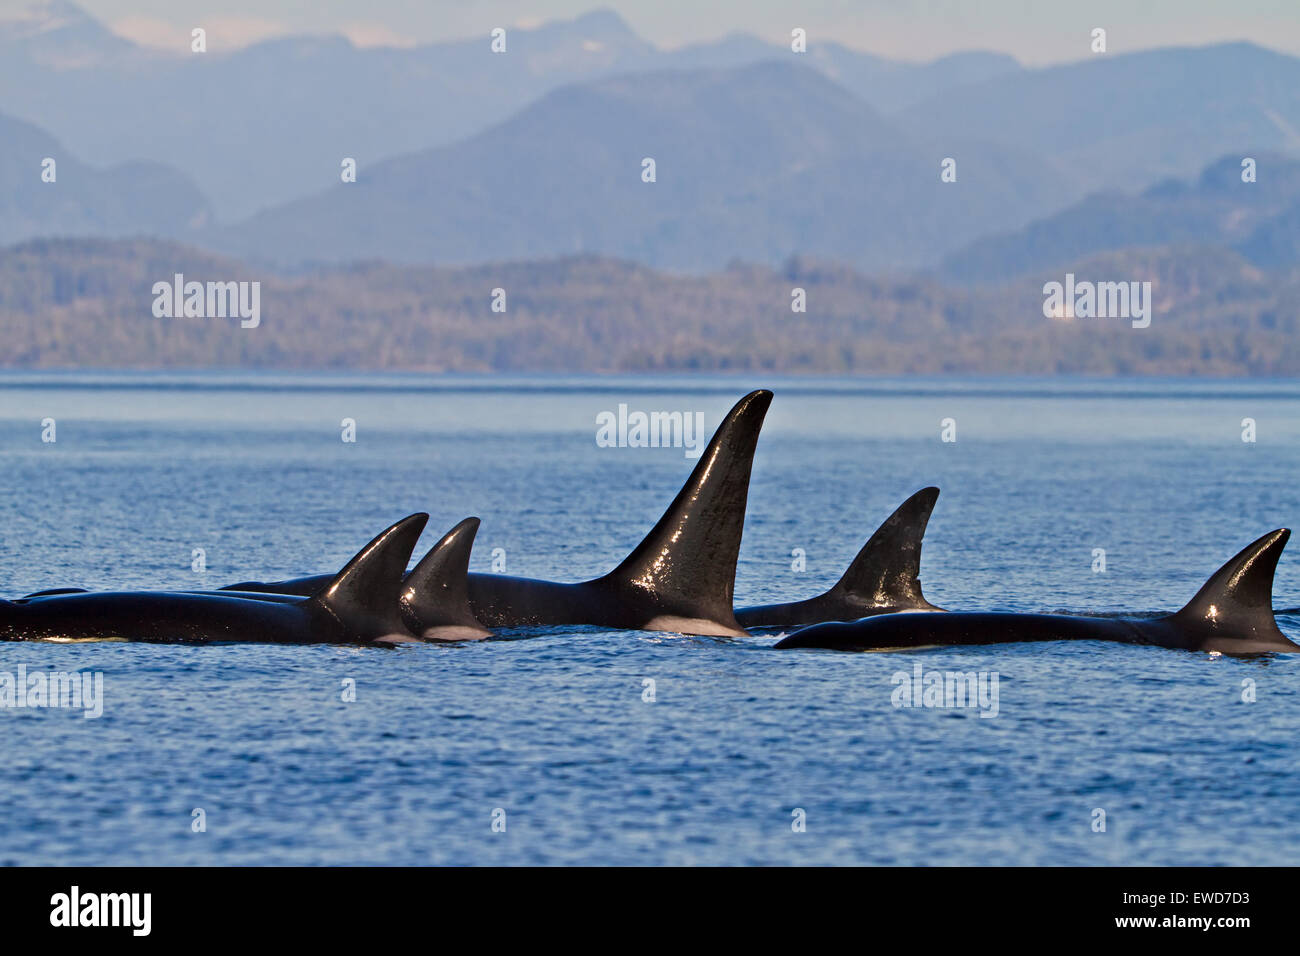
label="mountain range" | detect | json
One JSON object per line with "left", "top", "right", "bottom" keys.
{"left": 3, "top": 1, "right": 1299, "bottom": 278}
{"left": 0, "top": 2, "right": 1021, "bottom": 220}
{"left": 0, "top": 110, "right": 211, "bottom": 245}
{"left": 940, "top": 153, "right": 1300, "bottom": 282}
{"left": 212, "top": 61, "right": 1073, "bottom": 271}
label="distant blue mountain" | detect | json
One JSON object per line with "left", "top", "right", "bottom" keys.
{"left": 1236, "top": 197, "right": 1300, "bottom": 269}
{"left": 211, "top": 61, "right": 1073, "bottom": 271}
{"left": 939, "top": 153, "right": 1300, "bottom": 282}
{"left": 6, "top": 2, "right": 1300, "bottom": 277}
{"left": 899, "top": 42, "right": 1300, "bottom": 195}
{"left": 0, "top": 0, "right": 135, "bottom": 67}
{"left": 0, "top": 2, "right": 1022, "bottom": 219}
{"left": 0, "top": 110, "right": 211, "bottom": 245}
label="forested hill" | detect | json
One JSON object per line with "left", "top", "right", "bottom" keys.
{"left": 1, "top": 238, "right": 1297, "bottom": 376}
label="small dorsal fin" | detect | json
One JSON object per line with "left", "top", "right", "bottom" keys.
{"left": 828, "top": 487, "right": 940, "bottom": 610}
{"left": 599, "top": 389, "right": 772, "bottom": 630}
{"left": 401, "top": 517, "right": 491, "bottom": 638}
{"left": 315, "top": 514, "right": 429, "bottom": 637}
{"left": 1172, "top": 529, "right": 1290, "bottom": 636}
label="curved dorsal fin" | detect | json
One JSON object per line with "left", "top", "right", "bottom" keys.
{"left": 401, "top": 517, "right": 489, "bottom": 636}
{"left": 599, "top": 390, "right": 772, "bottom": 627}
{"left": 828, "top": 487, "right": 940, "bottom": 610}
{"left": 1172, "top": 529, "right": 1290, "bottom": 636}
{"left": 315, "top": 514, "right": 429, "bottom": 637}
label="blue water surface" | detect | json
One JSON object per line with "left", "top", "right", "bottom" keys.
{"left": 0, "top": 372, "right": 1296, "bottom": 865}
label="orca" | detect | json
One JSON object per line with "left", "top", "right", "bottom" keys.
{"left": 462, "top": 390, "right": 769, "bottom": 634}
{"left": 776, "top": 529, "right": 1298, "bottom": 656}
{"left": 0, "top": 515, "right": 430, "bottom": 645}
{"left": 461, "top": 390, "right": 771, "bottom": 636}
{"left": 736, "top": 487, "right": 943, "bottom": 628}
{"left": 229, "top": 391, "right": 773, "bottom": 636}
{"left": 399, "top": 518, "right": 493, "bottom": 641}
{"left": 223, "top": 517, "right": 491, "bottom": 642}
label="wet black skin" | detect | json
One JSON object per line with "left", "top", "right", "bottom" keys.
{"left": 737, "top": 594, "right": 939, "bottom": 629}
{"left": 462, "top": 574, "right": 731, "bottom": 633}
{"left": 776, "top": 611, "right": 1298, "bottom": 655}
{"left": 778, "top": 529, "right": 1298, "bottom": 656}
{"left": 227, "top": 573, "right": 713, "bottom": 632}
{"left": 0, "top": 590, "right": 348, "bottom": 644}
{"left": 227, "top": 518, "right": 490, "bottom": 641}
{"left": 438, "top": 391, "right": 772, "bottom": 636}
{"left": 228, "top": 573, "right": 744, "bottom": 633}
{"left": 737, "top": 487, "right": 944, "bottom": 629}
{"left": 225, "top": 391, "right": 775, "bottom": 638}
{"left": 778, "top": 612, "right": 1162, "bottom": 651}
{"left": 1, "top": 515, "right": 430, "bottom": 646}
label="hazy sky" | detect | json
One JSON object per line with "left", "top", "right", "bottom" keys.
{"left": 71, "top": 0, "right": 1300, "bottom": 64}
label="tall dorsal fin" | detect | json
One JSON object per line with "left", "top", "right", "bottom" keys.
{"left": 401, "top": 517, "right": 490, "bottom": 638}
{"left": 828, "top": 487, "right": 940, "bottom": 610}
{"left": 315, "top": 514, "right": 429, "bottom": 637}
{"left": 1172, "top": 529, "right": 1290, "bottom": 637}
{"left": 598, "top": 390, "right": 772, "bottom": 628}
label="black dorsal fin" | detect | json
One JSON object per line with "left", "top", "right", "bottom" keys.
{"left": 401, "top": 517, "right": 491, "bottom": 638}
{"left": 827, "top": 487, "right": 941, "bottom": 611}
{"left": 1172, "top": 529, "right": 1290, "bottom": 637}
{"left": 315, "top": 514, "right": 429, "bottom": 638}
{"left": 599, "top": 390, "right": 772, "bottom": 629}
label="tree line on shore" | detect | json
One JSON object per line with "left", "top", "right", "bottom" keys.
{"left": 1, "top": 238, "right": 1296, "bottom": 377}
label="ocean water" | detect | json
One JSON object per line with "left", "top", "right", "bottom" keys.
{"left": 0, "top": 372, "right": 1297, "bottom": 866}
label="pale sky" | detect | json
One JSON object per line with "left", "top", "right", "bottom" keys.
{"left": 65, "top": 0, "right": 1300, "bottom": 64}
